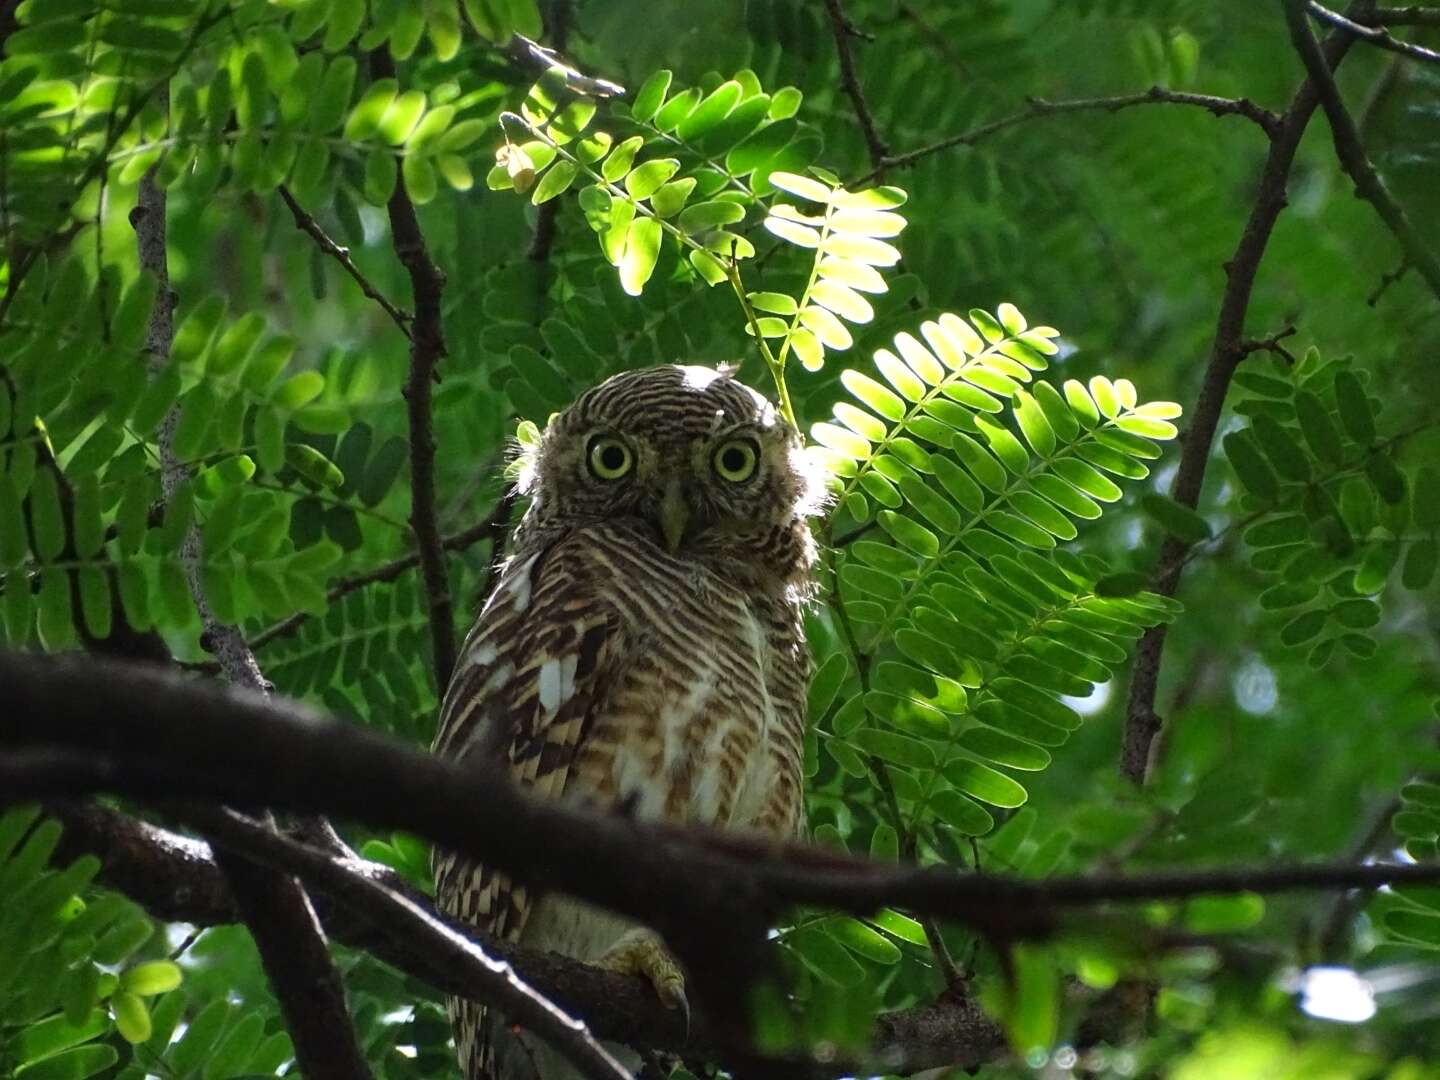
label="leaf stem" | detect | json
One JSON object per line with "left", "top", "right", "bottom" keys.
{"left": 726, "top": 261, "right": 796, "bottom": 429}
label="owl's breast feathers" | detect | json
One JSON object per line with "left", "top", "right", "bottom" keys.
{"left": 430, "top": 518, "right": 809, "bottom": 1075}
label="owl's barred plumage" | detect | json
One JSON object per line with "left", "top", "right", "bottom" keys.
{"left": 431, "top": 365, "right": 822, "bottom": 1079}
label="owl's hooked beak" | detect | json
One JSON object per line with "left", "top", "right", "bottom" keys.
{"left": 658, "top": 479, "right": 691, "bottom": 553}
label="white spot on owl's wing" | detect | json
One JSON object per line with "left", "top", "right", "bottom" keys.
{"left": 537, "top": 658, "right": 561, "bottom": 716}
{"left": 536, "top": 650, "right": 580, "bottom": 719}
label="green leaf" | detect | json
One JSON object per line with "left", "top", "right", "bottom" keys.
{"left": 29, "top": 468, "right": 64, "bottom": 561}
{"left": 1250, "top": 415, "right": 1310, "bottom": 482}
{"left": 677, "top": 80, "right": 741, "bottom": 140}
{"left": 851, "top": 728, "right": 934, "bottom": 768}
{"left": 378, "top": 90, "right": 426, "bottom": 145}
{"left": 630, "top": 69, "right": 672, "bottom": 123}
{"left": 826, "top": 916, "right": 902, "bottom": 964}
{"left": 677, "top": 200, "right": 745, "bottom": 233}
{"left": 363, "top": 147, "right": 398, "bottom": 204}
{"left": 946, "top": 760, "right": 1027, "bottom": 808}
{"left": 531, "top": 159, "right": 576, "bottom": 204}
{"left": 203, "top": 1012, "right": 264, "bottom": 1080}
{"left": 768, "top": 170, "right": 832, "bottom": 203}
{"left": 600, "top": 135, "right": 643, "bottom": 183}
{"left": 1294, "top": 390, "right": 1343, "bottom": 464}
{"left": 1333, "top": 369, "right": 1375, "bottom": 445}
{"left": 343, "top": 78, "right": 397, "bottom": 142}
{"left": 0, "top": 476, "right": 27, "bottom": 567}
{"left": 769, "top": 86, "right": 803, "bottom": 119}
{"left": 1000, "top": 944, "right": 1059, "bottom": 1056}
{"left": 120, "top": 960, "right": 182, "bottom": 997}
{"left": 653, "top": 86, "right": 701, "bottom": 132}
{"left": 1224, "top": 431, "right": 1279, "bottom": 500}
{"left": 788, "top": 926, "right": 865, "bottom": 987}
{"left": 1140, "top": 494, "right": 1211, "bottom": 543}
{"left": 931, "top": 789, "right": 994, "bottom": 835}
{"left": 619, "top": 217, "right": 662, "bottom": 296}
{"left": 286, "top": 444, "right": 345, "bottom": 489}
{"left": 14, "top": 1045, "right": 118, "bottom": 1080}
{"left": 624, "top": 158, "right": 680, "bottom": 200}
{"left": 650, "top": 177, "right": 696, "bottom": 218}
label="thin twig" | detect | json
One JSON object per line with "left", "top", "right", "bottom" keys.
{"left": 132, "top": 116, "right": 374, "bottom": 1080}
{"left": 251, "top": 499, "right": 512, "bottom": 651}
{"left": 278, "top": 185, "right": 413, "bottom": 339}
{"left": 1315, "top": 791, "right": 1404, "bottom": 960}
{"left": 1358, "top": 5, "right": 1440, "bottom": 24}
{"left": 1238, "top": 323, "right": 1299, "bottom": 364}
{"left": 821, "top": 0, "right": 889, "bottom": 169}
{"left": 856, "top": 87, "right": 1282, "bottom": 184}
{"left": 1120, "top": 20, "right": 1364, "bottom": 786}
{"left": 1367, "top": 259, "right": 1410, "bottom": 305}
{"left": 526, "top": 4, "right": 570, "bottom": 262}
{"left": 1307, "top": 0, "right": 1440, "bottom": 62}
{"left": 896, "top": 1, "right": 970, "bottom": 76}
{"left": 372, "top": 50, "right": 457, "bottom": 691}
{"left": 1287, "top": 0, "right": 1440, "bottom": 300}
{"left": 504, "top": 33, "right": 625, "bottom": 98}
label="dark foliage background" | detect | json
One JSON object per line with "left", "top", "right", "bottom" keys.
{"left": 1, "top": 1, "right": 1438, "bottom": 1077}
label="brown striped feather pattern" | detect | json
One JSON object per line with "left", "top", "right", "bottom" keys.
{"left": 431, "top": 365, "right": 822, "bottom": 1079}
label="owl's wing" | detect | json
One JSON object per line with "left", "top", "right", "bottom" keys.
{"left": 432, "top": 540, "right": 624, "bottom": 942}
{"left": 432, "top": 542, "right": 627, "bottom": 1079}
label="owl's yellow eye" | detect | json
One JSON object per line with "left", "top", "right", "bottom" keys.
{"left": 713, "top": 438, "right": 759, "bottom": 483}
{"left": 587, "top": 435, "right": 632, "bottom": 480}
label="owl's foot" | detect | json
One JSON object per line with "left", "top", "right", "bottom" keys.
{"left": 598, "top": 928, "right": 689, "bottom": 1032}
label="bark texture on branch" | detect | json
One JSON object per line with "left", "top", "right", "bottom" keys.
{"left": 133, "top": 131, "right": 374, "bottom": 1080}
{"left": 1120, "top": 19, "right": 1363, "bottom": 785}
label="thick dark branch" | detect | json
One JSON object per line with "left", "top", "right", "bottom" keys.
{"left": 821, "top": 0, "right": 889, "bottom": 168}
{"left": 1308, "top": 1, "right": 1440, "bottom": 61}
{"left": 1120, "top": 22, "right": 1361, "bottom": 785}
{"left": 1286, "top": 0, "right": 1440, "bottom": 299}
{"left": 47, "top": 801, "right": 1008, "bottom": 1076}
{"left": 179, "top": 806, "right": 631, "bottom": 1080}
{"left": 278, "top": 185, "right": 413, "bottom": 339}
{"left": 858, "top": 87, "right": 1281, "bottom": 183}
{"left": 371, "top": 50, "right": 456, "bottom": 691}
{"left": 8, "top": 653, "right": 1440, "bottom": 939}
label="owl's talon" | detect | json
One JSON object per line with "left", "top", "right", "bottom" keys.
{"left": 598, "top": 928, "right": 688, "bottom": 1037}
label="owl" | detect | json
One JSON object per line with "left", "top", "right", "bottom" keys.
{"left": 431, "top": 364, "right": 823, "bottom": 1079}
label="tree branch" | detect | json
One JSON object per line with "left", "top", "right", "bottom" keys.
{"left": 1120, "top": 19, "right": 1363, "bottom": 785}
{"left": 1286, "top": 0, "right": 1440, "bottom": 300}
{"left": 1307, "top": 1, "right": 1440, "bottom": 62}
{"left": 1357, "top": 4, "right": 1440, "bottom": 24}
{"left": 7, "top": 652, "right": 1440, "bottom": 949}
{"left": 856, "top": 87, "right": 1282, "bottom": 184}
{"left": 821, "top": 0, "right": 889, "bottom": 169}
{"left": 371, "top": 50, "right": 456, "bottom": 692}
{"left": 47, "top": 800, "right": 1011, "bottom": 1076}
{"left": 277, "top": 185, "right": 413, "bottom": 339}
{"left": 177, "top": 806, "right": 632, "bottom": 1080}
{"left": 250, "top": 499, "right": 512, "bottom": 651}
{"left": 132, "top": 136, "right": 373, "bottom": 1080}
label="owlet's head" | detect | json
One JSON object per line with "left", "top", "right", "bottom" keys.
{"left": 516, "top": 364, "right": 824, "bottom": 585}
